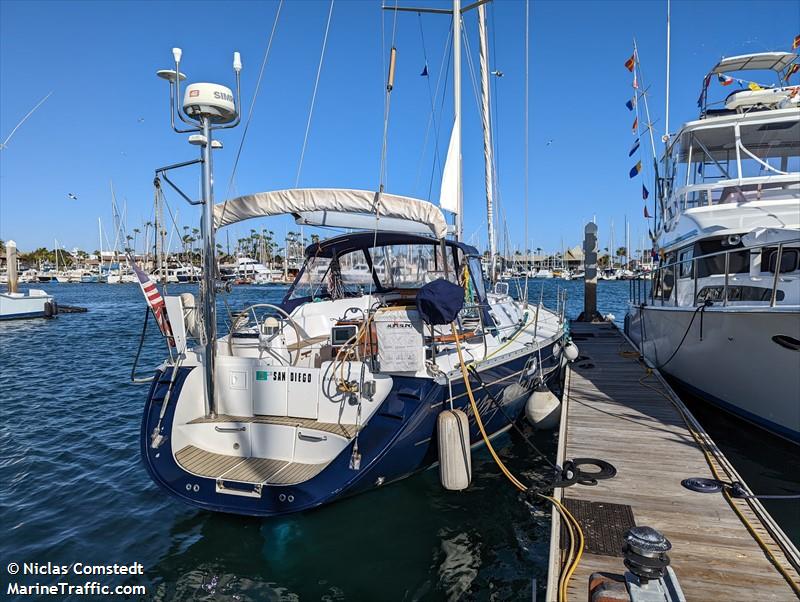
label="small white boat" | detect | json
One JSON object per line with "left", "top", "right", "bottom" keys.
{"left": 0, "top": 289, "right": 55, "bottom": 320}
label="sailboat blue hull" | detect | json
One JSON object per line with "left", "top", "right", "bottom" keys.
{"left": 140, "top": 341, "right": 562, "bottom": 517}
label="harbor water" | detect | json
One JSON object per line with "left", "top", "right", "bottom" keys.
{"left": 1, "top": 280, "right": 796, "bottom": 600}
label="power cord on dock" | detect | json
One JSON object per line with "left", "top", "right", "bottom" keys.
{"left": 451, "top": 325, "right": 584, "bottom": 602}
{"left": 465, "top": 365, "right": 616, "bottom": 490}
{"left": 648, "top": 301, "right": 711, "bottom": 370}
{"left": 622, "top": 353, "right": 800, "bottom": 596}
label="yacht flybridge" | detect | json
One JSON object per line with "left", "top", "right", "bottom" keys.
{"left": 137, "top": 6, "right": 568, "bottom": 517}
{"left": 626, "top": 51, "right": 800, "bottom": 443}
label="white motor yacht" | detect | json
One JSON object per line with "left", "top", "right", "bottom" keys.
{"left": 626, "top": 51, "right": 800, "bottom": 443}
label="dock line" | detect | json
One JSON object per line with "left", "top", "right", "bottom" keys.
{"left": 620, "top": 329, "right": 800, "bottom": 596}
{"left": 452, "top": 326, "right": 584, "bottom": 602}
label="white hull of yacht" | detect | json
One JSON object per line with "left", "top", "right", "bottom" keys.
{"left": 626, "top": 305, "right": 800, "bottom": 443}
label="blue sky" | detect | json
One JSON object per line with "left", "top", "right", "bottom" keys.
{"left": 1, "top": 0, "right": 797, "bottom": 256}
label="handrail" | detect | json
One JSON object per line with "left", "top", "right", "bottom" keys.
{"left": 771, "top": 244, "right": 784, "bottom": 307}
{"left": 630, "top": 236, "right": 800, "bottom": 309}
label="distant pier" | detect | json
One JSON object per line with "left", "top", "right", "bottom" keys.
{"left": 546, "top": 320, "right": 800, "bottom": 601}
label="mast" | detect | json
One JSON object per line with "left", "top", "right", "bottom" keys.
{"left": 284, "top": 228, "right": 289, "bottom": 282}
{"left": 664, "top": 0, "right": 671, "bottom": 144}
{"left": 610, "top": 219, "right": 615, "bottom": 270}
{"left": 453, "top": 0, "right": 462, "bottom": 241}
{"left": 625, "top": 216, "right": 630, "bottom": 270}
{"left": 477, "top": 4, "right": 495, "bottom": 277}
{"left": 98, "top": 217, "right": 103, "bottom": 272}
{"left": 156, "top": 48, "right": 242, "bottom": 419}
{"left": 633, "top": 39, "right": 658, "bottom": 162}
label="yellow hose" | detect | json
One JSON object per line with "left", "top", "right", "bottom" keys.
{"left": 451, "top": 325, "right": 584, "bottom": 602}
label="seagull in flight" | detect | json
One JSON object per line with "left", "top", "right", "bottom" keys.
{"left": 546, "top": 139, "right": 554, "bottom": 146}
{"left": 137, "top": 117, "right": 145, "bottom": 123}
{"left": 67, "top": 193, "right": 78, "bottom": 200}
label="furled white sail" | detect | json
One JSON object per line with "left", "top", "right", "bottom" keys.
{"left": 439, "top": 121, "right": 460, "bottom": 214}
{"left": 214, "top": 188, "right": 448, "bottom": 239}
{"left": 478, "top": 4, "right": 496, "bottom": 275}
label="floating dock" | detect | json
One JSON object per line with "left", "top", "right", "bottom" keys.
{"left": 546, "top": 320, "right": 800, "bottom": 601}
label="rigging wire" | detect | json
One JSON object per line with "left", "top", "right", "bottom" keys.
{"left": 0, "top": 91, "right": 52, "bottom": 150}
{"left": 378, "top": 0, "right": 400, "bottom": 191}
{"left": 295, "top": 0, "right": 336, "bottom": 188}
{"left": 523, "top": 0, "right": 529, "bottom": 304}
{"left": 427, "top": 23, "right": 454, "bottom": 201}
{"left": 370, "top": 0, "right": 400, "bottom": 301}
{"left": 221, "top": 0, "right": 284, "bottom": 215}
{"left": 489, "top": 1, "right": 505, "bottom": 268}
{"left": 413, "top": 15, "right": 452, "bottom": 198}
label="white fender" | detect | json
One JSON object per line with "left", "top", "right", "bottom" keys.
{"left": 563, "top": 341, "right": 579, "bottom": 362}
{"left": 525, "top": 386, "right": 561, "bottom": 430}
{"left": 438, "top": 409, "right": 471, "bottom": 491}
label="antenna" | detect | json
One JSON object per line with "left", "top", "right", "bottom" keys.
{"left": 155, "top": 48, "right": 243, "bottom": 419}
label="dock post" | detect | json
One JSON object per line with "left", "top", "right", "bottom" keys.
{"left": 579, "top": 223, "right": 600, "bottom": 322}
{"left": 7, "top": 240, "right": 19, "bottom": 294}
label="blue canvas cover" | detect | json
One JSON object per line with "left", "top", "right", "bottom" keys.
{"left": 416, "top": 279, "right": 465, "bottom": 325}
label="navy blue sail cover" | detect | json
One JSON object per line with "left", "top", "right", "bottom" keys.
{"left": 416, "top": 279, "right": 465, "bottom": 325}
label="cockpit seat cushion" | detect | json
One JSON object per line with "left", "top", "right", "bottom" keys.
{"left": 416, "top": 278, "right": 465, "bottom": 325}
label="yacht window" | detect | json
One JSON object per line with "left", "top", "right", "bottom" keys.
{"left": 365, "top": 244, "right": 456, "bottom": 289}
{"left": 678, "top": 247, "right": 694, "bottom": 279}
{"left": 738, "top": 120, "right": 800, "bottom": 179}
{"left": 657, "top": 253, "right": 676, "bottom": 301}
{"left": 684, "top": 128, "right": 734, "bottom": 179}
{"left": 766, "top": 248, "right": 800, "bottom": 273}
{"left": 696, "top": 285, "right": 784, "bottom": 303}
{"left": 468, "top": 257, "right": 487, "bottom": 300}
{"left": 695, "top": 239, "right": 749, "bottom": 278}
{"left": 288, "top": 250, "right": 376, "bottom": 301}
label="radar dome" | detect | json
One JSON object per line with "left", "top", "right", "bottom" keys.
{"left": 183, "top": 83, "right": 237, "bottom": 124}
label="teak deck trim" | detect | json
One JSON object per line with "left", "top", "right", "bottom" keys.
{"left": 175, "top": 445, "right": 328, "bottom": 485}
{"left": 188, "top": 414, "right": 358, "bottom": 438}
{"left": 546, "top": 321, "right": 800, "bottom": 602}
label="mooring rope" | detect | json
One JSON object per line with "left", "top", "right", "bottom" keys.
{"left": 451, "top": 325, "right": 584, "bottom": 602}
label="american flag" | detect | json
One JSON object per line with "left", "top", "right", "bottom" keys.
{"left": 128, "top": 255, "right": 174, "bottom": 344}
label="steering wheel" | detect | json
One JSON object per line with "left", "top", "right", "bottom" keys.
{"left": 228, "top": 303, "right": 304, "bottom": 366}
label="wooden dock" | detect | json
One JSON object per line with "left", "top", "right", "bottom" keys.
{"left": 546, "top": 320, "right": 800, "bottom": 601}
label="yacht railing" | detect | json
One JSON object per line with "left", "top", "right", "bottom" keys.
{"left": 629, "top": 237, "right": 800, "bottom": 309}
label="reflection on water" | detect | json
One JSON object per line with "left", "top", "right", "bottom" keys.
{"left": 0, "top": 280, "right": 795, "bottom": 600}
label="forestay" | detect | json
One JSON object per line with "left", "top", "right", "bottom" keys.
{"left": 214, "top": 188, "right": 448, "bottom": 239}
